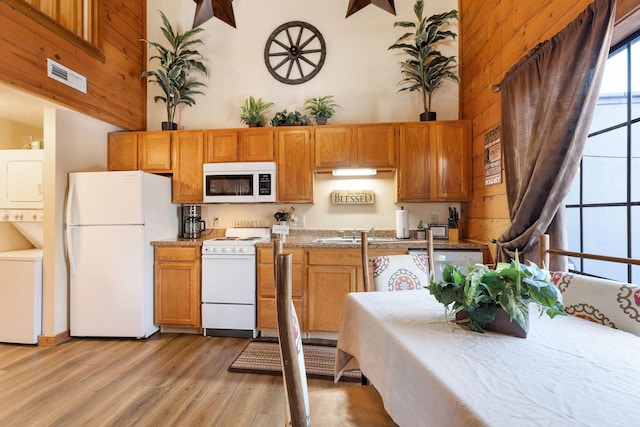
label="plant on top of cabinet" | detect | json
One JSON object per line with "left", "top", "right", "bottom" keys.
{"left": 240, "top": 96, "right": 274, "bottom": 127}
{"left": 141, "top": 11, "right": 208, "bottom": 131}
{"left": 270, "top": 110, "right": 310, "bottom": 127}
{"left": 303, "top": 95, "right": 340, "bottom": 125}
{"left": 389, "top": 0, "right": 458, "bottom": 122}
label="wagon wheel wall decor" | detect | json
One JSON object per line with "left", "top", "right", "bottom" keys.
{"left": 264, "top": 21, "right": 326, "bottom": 85}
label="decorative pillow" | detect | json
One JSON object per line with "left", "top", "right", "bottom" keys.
{"left": 371, "top": 254, "right": 429, "bottom": 292}
{"left": 551, "top": 272, "right": 640, "bottom": 337}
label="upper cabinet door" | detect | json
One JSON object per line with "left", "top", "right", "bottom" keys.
{"left": 204, "top": 129, "right": 239, "bottom": 163}
{"left": 107, "top": 132, "right": 138, "bottom": 171}
{"left": 239, "top": 128, "right": 275, "bottom": 162}
{"left": 276, "top": 128, "right": 314, "bottom": 203}
{"left": 314, "top": 125, "right": 354, "bottom": 170}
{"left": 432, "top": 121, "right": 472, "bottom": 201}
{"left": 396, "top": 121, "right": 472, "bottom": 203}
{"left": 397, "top": 124, "right": 430, "bottom": 202}
{"left": 138, "top": 132, "right": 172, "bottom": 173}
{"left": 172, "top": 131, "right": 204, "bottom": 204}
{"left": 354, "top": 123, "right": 396, "bottom": 169}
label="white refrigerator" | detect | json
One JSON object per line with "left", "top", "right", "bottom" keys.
{"left": 66, "top": 171, "right": 178, "bottom": 338}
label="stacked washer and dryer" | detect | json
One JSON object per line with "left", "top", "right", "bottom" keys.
{"left": 0, "top": 149, "right": 44, "bottom": 344}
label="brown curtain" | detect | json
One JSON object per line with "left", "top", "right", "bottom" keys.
{"left": 495, "top": 0, "right": 616, "bottom": 271}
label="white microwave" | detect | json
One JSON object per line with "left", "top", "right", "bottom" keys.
{"left": 203, "top": 162, "right": 276, "bottom": 203}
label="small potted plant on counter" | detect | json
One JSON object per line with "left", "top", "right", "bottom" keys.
{"left": 427, "top": 253, "right": 566, "bottom": 337}
{"left": 240, "top": 96, "right": 274, "bottom": 127}
{"left": 141, "top": 11, "right": 208, "bottom": 130}
{"left": 416, "top": 220, "right": 427, "bottom": 239}
{"left": 303, "top": 95, "right": 339, "bottom": 125}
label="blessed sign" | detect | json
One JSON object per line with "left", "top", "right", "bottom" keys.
{"left": 330, "top": 190, "right": 375, "bottom": 205}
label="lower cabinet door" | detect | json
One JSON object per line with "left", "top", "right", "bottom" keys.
{"left": 306, "top": 266, "right": 358, "bottom": 332}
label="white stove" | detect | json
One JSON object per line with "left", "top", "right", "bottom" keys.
{"left": 201, "top": 228, "right": 271, "bottom": 338}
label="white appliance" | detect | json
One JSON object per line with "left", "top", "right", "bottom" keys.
{"left": 65, "top": 171, "right": 178, "bottom": 338}
{"left": 201, "top": 227, "right": 271, "bottom": 338}
{"left": 0, "top": 249, "right": 43, "bottom": 344}
{"left": 432, "top": 250, "right": 484, "bottom": 281}
{"left": 0, "top": 149, "right": 44, "bottom": 209}
{"left": 203, "top": 162, "right": 276, "bottom": 203}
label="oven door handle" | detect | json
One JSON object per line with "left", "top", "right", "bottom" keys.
{"left": 202, "top": 254, "right": 256, "bottom": 260}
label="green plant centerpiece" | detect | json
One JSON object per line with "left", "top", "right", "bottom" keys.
{"left": 303, "top": 95, "right": 339, "bottom": 125}
{"left": 240, "top": 96, "right": 274, "bottom": 127}
{"left": 141, "top": 11, "right": 208, "bottom": 130}
{"left": 427, "top": 253, "right": 566, "bottom": 336}
{"left": 389, "top": 0, "right": 459, "bottom": 121}
{"left": 270, "top": 110, "right": 310, "bottom": 127}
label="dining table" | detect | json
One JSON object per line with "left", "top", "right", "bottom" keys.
{"left": 334, "top": 290, "right": 640, "bottom": 427}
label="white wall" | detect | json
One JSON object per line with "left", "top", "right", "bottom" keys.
{"left": 42, "top": 108, "right": 118, "bottom": 337}
{"left": 146, "top": 0, "right": 460, "bottom": 130}
{"left": 151, "top": 0, "right": 461, "bottom": 232}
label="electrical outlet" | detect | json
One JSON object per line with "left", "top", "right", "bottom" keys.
{"left": 299, "top": 216, "right": 305, "bottom": 227}
{"left": 213, "top": 217, "right": 220, "bottom": 228}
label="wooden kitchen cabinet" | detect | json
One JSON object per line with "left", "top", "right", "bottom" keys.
{"left": 397, "top": 120, "right": 471, "bottom": 202}
{"left": 432, "top": 121, "right": 472, "bottom": 200}
{"left": 203, "top": 129, "right": 239, "bottom": 163}
{"left": 276, "top": 127, "right": 314, "bottom": 203}
{"left": 305, "top": 247, "right": 405, "bottom": 333}
{"left": 107, "top": 131, "right": 172, "bottom": 173}
{"left": 172, "top": 130, "right": 204, "bottom": 204}
{"left": 203, "top": 128, "right": 275, "bottom": 163}
{"left": 306, "top": 265, "right": 358, "bottom": 332}
{"left": 154, "top": 246, "right": 201, "bottom": 327}
{"left": 354, "top": 123, "right": 396, "bottom": 169}
{"left": 257, "top": 247, "right": 305, "bottom": 330}
{"left": 107, "top": 132, "right": 138, "bottom": 171}
{"left": 240, "top": 128, "right": 275, "bottom": 161}
{"left": 314, "top": 123, "right": 395, "bottom": 171}
{"left": 314, "top": 125, "right": 354, "bottom": 169}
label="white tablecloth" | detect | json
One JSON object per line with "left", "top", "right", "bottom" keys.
{"left": 335, "top": 290, "right": 640, "bottom": 427}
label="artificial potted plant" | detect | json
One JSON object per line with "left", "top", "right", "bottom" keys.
{"left": 303, "top": 95, "right": 339, "bottom": 125}
{"left": 427, "top": 253, "right": 566, "bottom": 337}
{"left": 416, "top": 220, "right": 427, "bottom": 240}
{"left": 141, "top": 11, "right": 208, "bottom": 130}
{"left": 270, "top": 110, "right": 310, "bottom": 127}
{"left": 389, "top": 0, "right": 459, "bottom": 121}
{"left": 240, "top": 96, "right": 274, "bottom": 127}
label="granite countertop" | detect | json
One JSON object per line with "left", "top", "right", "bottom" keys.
{"left": 150, "top": 228, "right": 486, "bottom": 251}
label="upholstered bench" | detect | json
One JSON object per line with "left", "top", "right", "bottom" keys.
{"left": 551, "top": 272, "right": 640, "bottom": 337}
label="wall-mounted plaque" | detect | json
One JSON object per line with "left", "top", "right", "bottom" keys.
{"left": 484, "top": 126, "right": 502, "bottom": 186}
{"left": 330, "top": 190, "right": 375, "bottom": 205}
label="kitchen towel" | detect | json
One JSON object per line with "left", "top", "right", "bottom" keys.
{"left": 396, "top": 208, "right": 409, "bottom": 239}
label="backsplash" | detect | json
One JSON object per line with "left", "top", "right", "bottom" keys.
{"left": 200, "top": 173, "right": 458, "bottom": 231}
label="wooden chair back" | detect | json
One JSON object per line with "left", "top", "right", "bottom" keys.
{"left": 361, "top": 230, "right": 434, "bottom": 292}
{"left": 276, "top": 242, "right": 398, "bottom": 426}
{"left": 276, "top": 252, "right": 310, "bottom": 426}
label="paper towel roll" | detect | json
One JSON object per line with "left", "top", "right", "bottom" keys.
{"left": 396, "top": 208, "right": 409, "bottom": 239}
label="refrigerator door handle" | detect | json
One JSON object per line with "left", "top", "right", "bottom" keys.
{"left": 65, "top": 178, "right": 77, "bottom": 276}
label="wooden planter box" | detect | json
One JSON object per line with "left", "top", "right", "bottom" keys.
{"left": 456, "top": 308, "right": 527, "bottom": 338}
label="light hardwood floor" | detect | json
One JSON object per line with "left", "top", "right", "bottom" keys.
{"left": 0, "top": 333, "right": 349, "bottom": 426}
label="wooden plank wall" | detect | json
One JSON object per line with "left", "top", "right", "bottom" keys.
{"left": 0, "top": 0, "right": 145, "bottom": 130}
{"left": 459, "top": 0, "right": 640, "bottom": 263}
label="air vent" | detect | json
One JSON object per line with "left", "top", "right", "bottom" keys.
{"left": 47, "top": 59, "right": 87, "bottom": 93}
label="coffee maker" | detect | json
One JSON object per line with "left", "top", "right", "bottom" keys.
{"left": 182, "top": 205, "right": 206, "bottom": 239}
